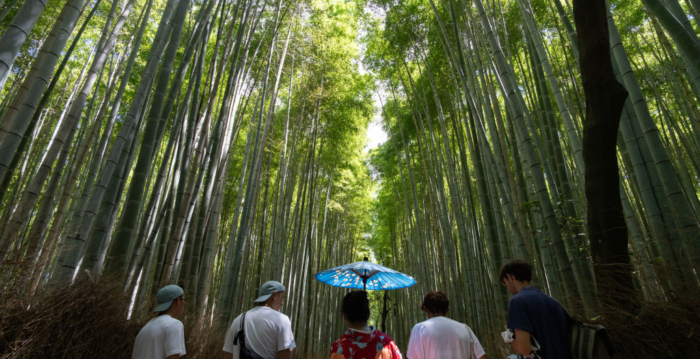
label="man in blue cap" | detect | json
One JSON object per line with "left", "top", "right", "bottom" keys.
{"left": 223, "top": 280, "right": 296, "bottom": 359}
{"left": 132, "top": 285, "right": 186, "bottom": 359}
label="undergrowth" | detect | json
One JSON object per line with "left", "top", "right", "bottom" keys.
{"left": 0, "top": 279, "right": 141, "bottom": 358}
{"left": 598, "top": 298, "right": 700, "bottom": 357}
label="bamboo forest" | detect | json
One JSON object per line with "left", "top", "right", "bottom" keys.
{"left": 1, "top": 0, "right": 700, "bottom": 356}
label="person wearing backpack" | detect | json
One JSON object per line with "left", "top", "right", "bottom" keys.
{"left": 499, "top": 259, "right": 571, "bottom": 359}
{"left": 223, "top": 281, "right": 296, "bottom": 359}
{"left": 406, "top": 291, "right": 487, "bottom": 359}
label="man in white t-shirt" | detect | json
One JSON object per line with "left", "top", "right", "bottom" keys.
{"left": 223, "top": 281, "right": 296, "bottom": 359}
{"left": 406, "top": 291, "right": 488, "bottom": 359}
{"left": 132, "top": 285, "right": 187, "bottom": 359}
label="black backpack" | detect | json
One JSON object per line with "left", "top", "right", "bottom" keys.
{"left": 517, "top": 313, "right": 615, "bottom": 359}
{"left": 233, "top": 311, "right": 268, "bottom": 359}
{"left": 568, "top": 314, "right": 615, "bottom": 359}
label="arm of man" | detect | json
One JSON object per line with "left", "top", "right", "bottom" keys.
{"left": 276, "top": 315, "right": 296, "bottom": 356}
{"left": 405, "top": 325, "right": 422, "bottom": 359}
{"left": 222, "top": 318, "right": 237, "bottom": 359}
{"left": 278, "top": 349, "right": 291, "bottom": 359}
{"left": 164, "top": 321, "right": 186, "bottom": 359}
{"left": 507, "top": 299, "right": 533, "bottom": 356}
{"left": 512, "top": 329, "right": 532, "bottom": 356}
{"left": 467, "top": 326, "right": 487, "bottom": 359}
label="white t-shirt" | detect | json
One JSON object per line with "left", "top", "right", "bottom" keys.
{"left": 223, "top": 306, "right": 296, "bottom": 359}
{"left": 132, "top": 315, "right": 186, "bottom": 359}
{"left": 406, "top": 316, "right": 485, "bottom": 359}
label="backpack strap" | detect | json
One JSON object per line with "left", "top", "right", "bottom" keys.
{"left": 233, "top": 311, "right": 247, "bottom": 346}
{"left": 564, "top": 308, "right": 576, "bottom": 325}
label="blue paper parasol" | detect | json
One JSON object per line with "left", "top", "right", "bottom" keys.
{"left": 315, "top": 257, "right": 416, "bottom": 291}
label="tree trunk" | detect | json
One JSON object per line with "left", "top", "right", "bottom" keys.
{"left": 0, "top": 0, "right": 50, "bottom": 89}
{"left": 574, "top": 0, "right": 634, "bottom": 312}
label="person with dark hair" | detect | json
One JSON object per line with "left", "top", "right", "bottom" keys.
{"left": 223, "top": 281, "right": 296, "bottom": 359}
{"left": 497, "top": 259, "right": 533, "bottom": 284}
{"left": 499, "top": 259, "right": 571, "bottom": 359}
{"left": 132, "top": 285, "right": 186, "bottom": 359}
{"left": 330, "top": 291, "right": 403, "bottom": 359}
{"left": 406, "top": 291, "right": 487, "bottom": 359}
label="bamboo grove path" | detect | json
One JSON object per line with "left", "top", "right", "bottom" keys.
{"left": 0, "top": 0, "right": 699, "bottom": 357}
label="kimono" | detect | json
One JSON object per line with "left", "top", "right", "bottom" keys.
{"left": 330, "top": 327, "right": 403, "bottom": 359}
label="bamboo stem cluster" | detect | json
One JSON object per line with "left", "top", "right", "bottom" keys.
{"left": 366, "top": 0, "right": 700, "bottom": 347}
{"left": 0, "top": 0, "right": 377, "bottom": 355}
{"left": 1, "top": 0, "right": 700, "bottom": 356}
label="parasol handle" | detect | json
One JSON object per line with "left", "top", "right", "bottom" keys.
{"left": 351, "top": 267, "right": 379, "bottom": 291}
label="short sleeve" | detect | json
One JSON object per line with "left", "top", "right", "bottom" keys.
{"left": 387, "top": 340, "right": 403, "bottom": 359}
{"left": 277, "top": 315, "right": 296, "bottom": 351}
{"left": 405, "top": 325, "right": 423, "bottom": 359}
{"left": 223, "top": 317, "right": 239, "bottom": 354}
{"left": 507, "top": 298, "right": 534, "bottom": 334}
{"left": 164, "top": 321, "right": 186, "bottom": 357}
{"left": 330, "top": 339, "right": 344, "bottom": 358}
{"left": 467, "top": 327, "right": 486, "bottom": 359}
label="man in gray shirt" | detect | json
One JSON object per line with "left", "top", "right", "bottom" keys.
{"left": 133, "top": 285, "right": 186, "bottom": 359}
{"left": 223, "top": 281, "right": 296, "bottom": 359}
{"left": 406, "top": 291, "right": 487, "bottom": 359}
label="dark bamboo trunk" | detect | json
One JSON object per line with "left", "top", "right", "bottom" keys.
{"left": 574, "top": 0, "right": 636, "bottom": 312}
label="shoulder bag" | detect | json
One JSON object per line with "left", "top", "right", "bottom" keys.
{"left": 233, "top": 311, "right": 268, "bottom": 359}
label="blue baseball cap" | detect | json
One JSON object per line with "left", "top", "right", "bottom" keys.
{"left": 253, "top": 281, "right": 286, "bottom": 303}
{"left": 154, "top": 285, "right": 184, "bottom": 312}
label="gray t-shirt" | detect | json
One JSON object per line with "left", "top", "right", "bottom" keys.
{"left": 132, "top": 315, "right": 186, "bottom": 359}
{"left": 406, "top": 316, "right": 485, "bottom": 359}
{"left": 223, "top": 306, "right": 296, "bottom": 359}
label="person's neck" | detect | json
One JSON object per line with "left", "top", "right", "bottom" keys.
{"left": 348, "top": 323, "right": 371, "bottom": 332}
{"left": 515, "top": 281, "right": 531, "bottom": 294}
{"left": 262, "top": 299, "right": 279, "bottom": 311}
{"left": 426, "top": 312, "right": 446, "bottom": 319}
